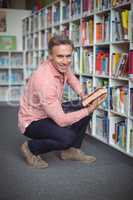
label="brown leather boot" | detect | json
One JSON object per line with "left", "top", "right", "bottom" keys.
{"left": 60, "top": 147, "right": 96, "bottom": 163}
{"left": 21, "top": 141, "right": 48, "bottom": 168}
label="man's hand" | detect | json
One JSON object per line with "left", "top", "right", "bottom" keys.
{"left": 87, "top": 93, "right": 107, "bottom": 115}
{"left": 79, "top": 92, "right": 87, "bottom": 100}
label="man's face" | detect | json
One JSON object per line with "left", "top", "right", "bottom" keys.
{"left": 49, "top": 44, "right": 73, "bottom": 74}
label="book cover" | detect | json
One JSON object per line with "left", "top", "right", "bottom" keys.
{"left": 82, "top": 87, "right": 107, "bottom": 107}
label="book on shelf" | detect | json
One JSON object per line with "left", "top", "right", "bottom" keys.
{"left": 112, "top": 119, "right": 127, "bottom": 149}
{"left": 82, "top": 18, "right": 94, "bottom": 46}
{"left": 0, "top": 70, "right": 9, "bottom": 84}
{"left": 96, "top": 13, "right": 110, "bottom": 43}
{"left": 0, "top": 54, "right": 9, "bottom": 66}
{"left": 61, "top": 24, "right": 69, "bottom": 37}
{"left": 112, "top": 10, "right": 123, "bottom": 41}
{"left": 53, "top": 27, "right": 60, "bottom": 37}
{"left": 129, "top": 50, "right": 133, "bottom": 79}
{"left": 53, "top": 3, "right": 60, "bottom": 23}
{"left": 71, "top": 0, "right": 81, "bottom": 17}
{"left": 10, "top": 70, "right": 23, "bottom": 84}
{"left": 82, "top": 0, "right": 94, "bottom": 13}
{"left": 104, "top": 13, "right": 110, "bottom": 42}
{"left": 71, "top": 22, "right": 80, "bottom": 45}
{"left": 113, "top": 53, "right": 129, "bottom": 78}
{"left": 96, "top": 47, "right": 109, "bottom": 75}
{"left": 96, "top": 0, "right": 111, "bottom": 11}
{"left": 132, "top": 9, "right": 133, "bottom": 43}
{"left": 96, "top": 110, "right": 109, "bottom": 142}
{"left": 11, "top": 53, "right": 23, "bottom": 67}
{"left": 112, "top": 9, "right": 130, "bottom": 41}
{"left": 81, "top": 48, "right": 93, "bottom": 74}
{"left": 80, "top": 76, "right": 93, "bottom": 95}
{"left": 95, "top": 78, "right": 109, "bottom": 109}
{"left": 130, "top": 129, "right": 133, "bottom": 153}
{"left": 130, "top": 88, "right": 133, "bottom": 116}
{"left": 111, "top": 52, "right": 121, "bottom": 76}
{"left": 96, "top": 22, "right": 102, "bottom": 42}
{"left": 47, "top": 7, "right": 52, "bottom": 26}
{"left": 62, "top": 1, "right": 69, "bottom": 21}
{"left": 73, "top": 48, "right": 80, "bottom": 74}
{"left": 110, "top": 86, "right": 128, "bottom": 114}
{"left": 121, "top": 9, "right": 129, "bottom": 40}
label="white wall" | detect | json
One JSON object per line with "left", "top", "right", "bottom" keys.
{"left": 0, "top": 9, "right": 31, "bottom": 50}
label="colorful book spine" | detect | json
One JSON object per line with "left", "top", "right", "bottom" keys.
{"left": 82, "top": 18, "right": 94, "bottom": 46}
{"left": 82, "top": 0, "right": 94, "bottom": 13}
{"left": 81, "top": 48, "right": 93, "bottom": 74}
{"left": 96, "top": 48, "right": 109, "bottom": 75}
{"left": 96, "top": 23, "right": 102, "bottom": 42}
{"left": 112, "top": 120, "right": 127, "bottom": 148}
{"left": 129, "top": 50, "right": 133, "bottom": 79}
{"left": 110, "top": 86, "right": 128, "bottom": 114}
{"left": 121, "top": 9, "right": 129, "bottom": 40}
{"left": 130, "top": 88, "right": 133, "bottom": 116}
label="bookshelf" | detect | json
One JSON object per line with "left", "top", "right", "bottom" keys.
{"left": 0, "top": 51, "right": 24, "bottom": 103}
{"left": 0, "top": 9, "right": 31, "bottom": 104}
{"left": 22, "top": 0, "right": 133, "bottom": 158}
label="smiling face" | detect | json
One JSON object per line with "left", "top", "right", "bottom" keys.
{"left": 49, "top": 44, "right": 73, "bottom": 74}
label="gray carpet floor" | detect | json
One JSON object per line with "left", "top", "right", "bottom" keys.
{"left": 0, "top": 106, "right": 133, "bottom": 200}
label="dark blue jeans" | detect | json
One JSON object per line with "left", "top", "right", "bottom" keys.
{"left": 24, "top": 100, "right": 90, "bottom": 155}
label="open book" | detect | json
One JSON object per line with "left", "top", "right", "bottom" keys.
{"left": 82, "top": 87, "right": 107, "bottom": 107}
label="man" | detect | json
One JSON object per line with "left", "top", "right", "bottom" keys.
{"left": 18, "top": 35, "right": 107, "bottom": 168}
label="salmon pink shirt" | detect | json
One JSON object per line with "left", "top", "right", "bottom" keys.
{"left": 18, "top": 59, "right": 88, "bottom": 133}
